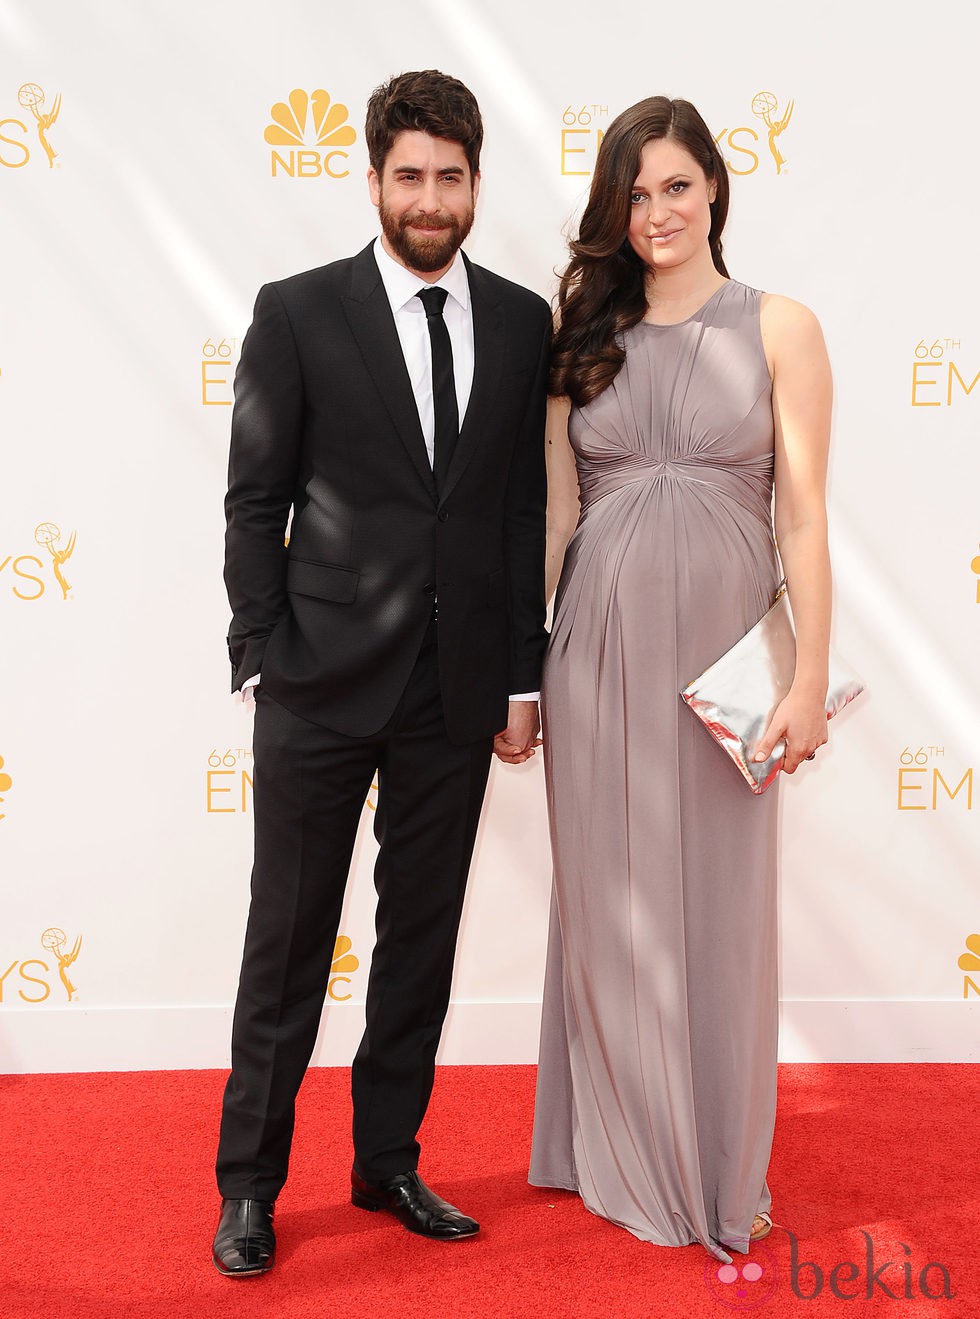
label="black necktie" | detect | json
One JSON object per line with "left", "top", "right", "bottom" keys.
{"left": 416, "top": 285, "right": 459, "bottom": 493}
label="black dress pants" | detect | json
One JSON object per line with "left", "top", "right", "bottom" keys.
{"left": 216, "top": 625, "right": 493, "bottom": 1200}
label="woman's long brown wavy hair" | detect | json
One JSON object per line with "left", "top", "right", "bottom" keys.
{"left": 551, "top": 97, "right": 730, "bottom": 406}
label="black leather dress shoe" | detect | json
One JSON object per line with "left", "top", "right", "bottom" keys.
{"left": 211, "top": 1198, "right": 276, "bottom": 1276}
{"left": 351, "top": 1170, "right": 479, "bottom": 1240}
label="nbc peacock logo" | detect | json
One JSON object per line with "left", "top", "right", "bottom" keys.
{"left": 265, "top": 88, "right": 356, "bottom": 179}
{"left": 959, "top": 934, "right": 980, "bottom": 998}
{"left": 327, "top": 935, "right": 359, "bottom": 1002}
{"left": 0, "top": 754, "right": 12, "bottom": 821}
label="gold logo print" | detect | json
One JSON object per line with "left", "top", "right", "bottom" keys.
{"left": 41, "top": 927, "right": 82, "bottom": 1001}
{"left": 17, "top": 82, "right": 60, "bottom": 167}
{"left": 264, "top": 90, "right": 356, "bottom": 149}
{"left": 34, "top": 522, "right": 75, "bottom": 599}
{"left": 971, "top": 545, "right": 980, "bottom": 603}
{"left": 751, "top": 90, "right": 793, "bottom": 175}
{"left": 0, "top": 755, "right": 12, "bottom": 821}
{"left": 328, "top": 935, "right": 359, "bottom": 1001}
{"left": 331, "top": 936, "right": 359, "bottom": 976}
{"left": 958, "top": 934, "right": 980, "bottom": 973}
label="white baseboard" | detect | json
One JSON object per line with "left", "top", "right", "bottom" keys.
{"left": 1, "top": 1000, "right": 977, "bottom": 1073}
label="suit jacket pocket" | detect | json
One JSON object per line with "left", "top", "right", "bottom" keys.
{"left": 286, "top": 558, "right": 359, "bottom": 603}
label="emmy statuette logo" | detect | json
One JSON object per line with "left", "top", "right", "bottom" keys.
{"left": 41, "top": 928, "right": 82, "bottom": 1001}
{"left": 715, "top": 91, "right": 794, "bottom": 177}
{"left": 19, "top": 83, "right": 60, "bottom": 165}
{"left": 0, "top": 82, "right": 62, "bottom": 169}
{"left": 34, "top": 522, "right": 75, "bottom": 599}
{"left": 0, "top": 521, "right": 77, "bottom": 601}
{"left": 265, "top": 89, "right": 356, "bottom": 179}
{"left": 0, "top": 928, "right": 83, "bottom": 1004}
{"left": 750, "top": 91, "right": 793, "bottom": 175}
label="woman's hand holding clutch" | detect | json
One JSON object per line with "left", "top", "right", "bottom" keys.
{"left": 753, "top": 687, "right": 829, "bottom": 774}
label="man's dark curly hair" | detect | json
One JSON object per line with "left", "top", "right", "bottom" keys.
{"left": 365, "top": 69, "right": 483, "bottom": 178}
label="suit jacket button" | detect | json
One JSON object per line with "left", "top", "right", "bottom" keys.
{"left": 438, "top": 510, "right": 449, "bottom": 523}
{"left": 422, "top": 583, "right": 436, "bottom": 595}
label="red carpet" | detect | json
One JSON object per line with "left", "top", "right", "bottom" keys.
{"left": 2, "top": 1064, "right": 976, "bottom": 1318}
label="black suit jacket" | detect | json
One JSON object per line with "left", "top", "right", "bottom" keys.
{"left": 224, "top": 242, "right": 551, "bottom": 744}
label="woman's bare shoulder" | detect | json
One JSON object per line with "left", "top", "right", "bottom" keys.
{"left": 760, "top": 292, "right": 824, "bottom": 337}
{"left": 760, "top": 294, "right": 828, "bottom": 368}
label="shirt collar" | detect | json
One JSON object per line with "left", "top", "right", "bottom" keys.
{"left": 373, "top": 236, "right": 470, "bottom": 314}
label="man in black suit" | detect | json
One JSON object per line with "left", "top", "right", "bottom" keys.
{"left": 212, "top": 70, "right": 550, "bottom": 1276}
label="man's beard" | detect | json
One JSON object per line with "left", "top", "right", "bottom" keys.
{"left": 378, "top": 194, "right": 475, "bottom": 273}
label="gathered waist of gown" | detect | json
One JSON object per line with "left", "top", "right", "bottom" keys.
{"left": 576, "top": 455, "right": 774, "bottom": 526}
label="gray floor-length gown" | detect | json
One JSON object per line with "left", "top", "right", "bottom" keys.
{"left": 529, "top": 281, "right": 781, "bottom": 1263}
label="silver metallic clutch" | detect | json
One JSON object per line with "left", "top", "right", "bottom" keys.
{"left": 680, "top": 583, "right": 865, "bottom": 794}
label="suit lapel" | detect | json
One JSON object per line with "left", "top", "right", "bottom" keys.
{"left": 440, "top": 256, "right": 504, "bottom": 504}
{"left": 341, "top": 244, "right": 437, "bottom": 502}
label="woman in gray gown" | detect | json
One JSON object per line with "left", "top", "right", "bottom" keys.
{"left": 528, "top": 98, "right": 833, "bottom": 1263}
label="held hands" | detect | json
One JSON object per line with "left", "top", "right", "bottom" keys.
{"left": 753, "top": 688, "right": 828, "bottom": 774}
{"left": 493, "top": 700, "right": 542, "bottom": 765}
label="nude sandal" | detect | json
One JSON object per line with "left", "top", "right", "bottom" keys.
{"left": 750, "top": 1212, "right": 772, "bottom": 1242}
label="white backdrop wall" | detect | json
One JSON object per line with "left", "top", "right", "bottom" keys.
{"left": 2, "top": 0, "right": 978, "bottom": 1071}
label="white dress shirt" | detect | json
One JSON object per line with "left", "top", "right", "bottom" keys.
{"left": 372, "top": 236, "right": 473, "bottom": 461}
{"left": 241, "top": 237, "right": 538, "bottom": 704}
